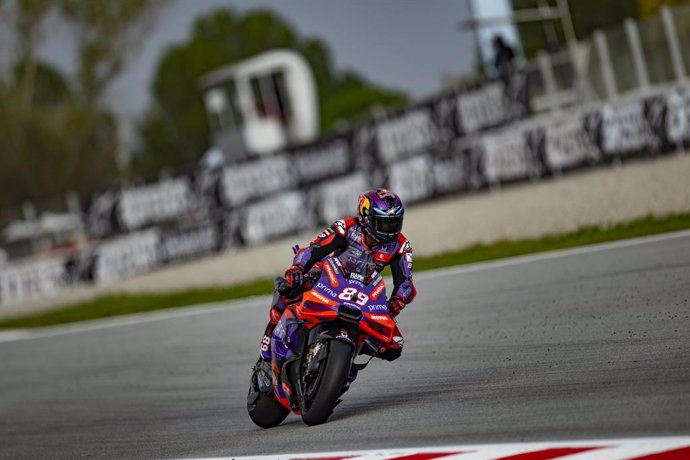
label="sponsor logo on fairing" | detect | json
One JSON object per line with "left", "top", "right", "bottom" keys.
{"left": 370, "top": 314, "right": 388, "bottom": 321}
{"left": 367, "top": 303, "right": 388, "bottom": 312}
{"left": 347, "top": 279, "right": 365, "bottom": 287}
{"left": 349, "top": 272, "right": 364, "bottom": 282}
{"left": 324, "top": 262, "right": 339, "bottom": 287}
{"left": 310, "top": 291, "right": 331, "bottom": 304}
{"left": 315, "top": 282, "right": 338, "bottom": 298}
{"left": 370, "top": 281, "right": 385, "bottom": 300}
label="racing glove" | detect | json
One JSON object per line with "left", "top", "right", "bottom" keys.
{"left": 284, "top": 265, "right": 304, "bottom": 288}
{"left": 387, "top": 296, "right": 405, "bottom": 318}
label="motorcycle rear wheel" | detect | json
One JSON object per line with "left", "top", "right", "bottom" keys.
{"left": 247, "top": 375, "right": 289, "bottom": 428}
{"left": 301, "top": 340, "right": 352, "bottom": 426}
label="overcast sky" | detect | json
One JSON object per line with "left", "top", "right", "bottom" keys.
{"left": 34, "top": 0, "right": 518, "bottom": 120}
{"left": 47, "top": 0, "right": 484, "bottom": 115}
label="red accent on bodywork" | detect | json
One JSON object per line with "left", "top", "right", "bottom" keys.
{"left": 361, "top": 313, "right": 395, "bottom": 344}
{"left": 370, "top": 280, "right": 385, "bottom": 300}
{"left": 495, "top": 447, "right": 604, "bottom": 460}
{"left": 324, "top": 262, "right": 339, "bottom": 287}
{"left": 276, "top": 393, "right": 291, "bottom": 410}
{"left": 628, "top": 446, "right": 690, "bottom": 460}
{"left": 295, "top": 292, "right": 338, "bottom": 328}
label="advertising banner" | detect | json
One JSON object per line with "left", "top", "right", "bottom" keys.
{"left": 220, "top": 155, "right": 296, "bottom": 207}
{"left": 314, "top": 172, "right": 370, "bottom": 225}
{"left": 290, "top": 136, "right": 353, "bottom": 185}
{"left": 0, "top": 257, "right": 67, "bottom": 307}
{"left": 544, "top": 118, "right": 600, "bottom": 172}
{"left": 93, "top": 229, "right": 160, "bottom": 284}
{"left": 240, "top": 191, "right": 313, "bottom": 245}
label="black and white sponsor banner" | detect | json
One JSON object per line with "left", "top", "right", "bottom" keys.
{"left": 93, "top": 229, "right": 160, "bottom": 284}
{"left": 431, "top": 144, "right": 471, "bottom": 195}
{"left": 386, "top": 155, "right": 435, "bottom": 204}
{"left": 0, "top": 257, "right": 67, "bottom": 306}
{"left": 456, "top": 75, "right": 529, "bottom": 135}
{"left": 8, "top": 82, "right": 690, "bottom": 308}
{"left": 86, "top": 189, "right": 121, "bottom": 238}
{"left": 220, "top": 155, "right": 296, "bottom": 207}
{"left": 375, "top": 107, "right": 440, "bottom": 164}
{"left": 544, "top": 117, "right": 601, "bottom": 172}
{"left": 314, "top": 172, "right": 370, "bottom": 225}
{"left": 593, "top": 101, "right": 659, "bottom": 157}
{"left": 240, "top": 191, "right": 314, "bottom": 246}
{"left": 118, "top": 177, "right": 193, "bottom": 231}
{"left": 479, "top": 129, "right": 540, "bottom": 185}
{"left": 664, "top": 86, "right": 690, "bottom": 146}
{"left": 158, "top": 224, "right": 219, "bottom": 265}
{"left": 290, "top": 136, "right": 353, "bottom": 184}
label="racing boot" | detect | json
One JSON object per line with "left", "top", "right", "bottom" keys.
{"left": 251, "top": 356, "right": 274, "bottom": 397}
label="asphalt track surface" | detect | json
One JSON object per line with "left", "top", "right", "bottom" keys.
{"left": 1, "top": 232, "right": 689, "bottom": 459}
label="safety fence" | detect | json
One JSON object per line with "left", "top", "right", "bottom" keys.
{"left": 2, "top": 75, "right": 689, "bottom": 307}
{"left": 5, "top": 4, "right": 690, "bottom": 308}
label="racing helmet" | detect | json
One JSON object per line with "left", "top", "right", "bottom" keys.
{"left": 357, "top": 188, "right": 405, "bottom": 243}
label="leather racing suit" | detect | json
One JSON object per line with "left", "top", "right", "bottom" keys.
{"left": 259, "top": 217, "right": 416, "bottom": 361}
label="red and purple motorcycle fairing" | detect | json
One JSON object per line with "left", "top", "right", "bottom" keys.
{"left": 247, "top": 248, "right": 403, "bottom": 427}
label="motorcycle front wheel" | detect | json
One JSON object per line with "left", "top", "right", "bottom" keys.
{"left": 300, "top": 340, "right": 352, "bottom": 426}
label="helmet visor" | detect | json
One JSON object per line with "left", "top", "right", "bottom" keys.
{"left": 370, "top": 215, "right": 403, "bottom": 236}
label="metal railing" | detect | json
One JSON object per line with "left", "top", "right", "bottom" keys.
{"left": 526, "top": 4, "right": 690, "bottom": 112}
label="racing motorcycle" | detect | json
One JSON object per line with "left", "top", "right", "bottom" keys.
{"left": 247, "top": 247, "right": 403, "bottom": 427}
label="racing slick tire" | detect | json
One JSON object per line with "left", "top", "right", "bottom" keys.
{"left": 247, "top": 374, "right": 289, "bottom": 429}
{"left": 301, "top": 340, "right": 352, "bottom": 426}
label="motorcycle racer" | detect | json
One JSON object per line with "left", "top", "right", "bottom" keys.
{"left": 258, "top": 188, "right": 416, "bottom": 363}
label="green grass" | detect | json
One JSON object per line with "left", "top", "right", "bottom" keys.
{"left": 1, "top": 212, "right": 689, "bottom": 331}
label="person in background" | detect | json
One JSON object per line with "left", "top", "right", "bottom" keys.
{"left": 493, "top": 34, "right": 517, "bottom": 85}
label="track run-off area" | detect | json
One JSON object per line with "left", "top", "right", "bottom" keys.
{"left": 1, "top": 231, "right": 689, "bottom": 459}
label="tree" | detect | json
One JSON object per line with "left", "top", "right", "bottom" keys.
{"left": 0, "top": 0, "right": 158, "bottom": 219}
{"left": 134, "top": 8, "right": 408, "bottom": 178}
{"left": 59, "top": 0, "right": 160, "bottom": 106}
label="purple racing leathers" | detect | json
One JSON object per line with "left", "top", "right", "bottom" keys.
{"left": 258, "top": 217, "right": 416, "bottom": 361}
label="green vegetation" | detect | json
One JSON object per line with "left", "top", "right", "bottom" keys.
{"left": 412, "top": 212, "right": 690, "bottom": 271}
{"left": 0, "top": 0, "right": 159, "bottom": 216}
{"left": 1, "top": 212, "right": 689, "bottom": 331}
{"left": 0, "top": 279, "right": 275, "bottom": 330}
{"left": 134, "top": 8, "right": 407, "bottom": 177}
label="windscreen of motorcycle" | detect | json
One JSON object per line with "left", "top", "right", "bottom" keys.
{"left": 334, "top": 247, "right": 378, "bottom": 284}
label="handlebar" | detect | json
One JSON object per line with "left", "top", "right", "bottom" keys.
{"left": 274, "top": 271, "right": 321, "bottom": 297}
